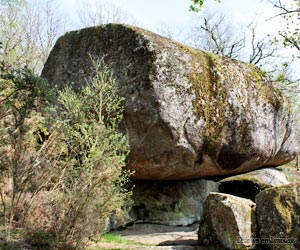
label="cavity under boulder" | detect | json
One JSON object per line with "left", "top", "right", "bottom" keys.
{"left": 219, "top": 167, "right": 289, "bottom": 201}
{"left": 130, "top": 179, "right": 219, "bottom": 226}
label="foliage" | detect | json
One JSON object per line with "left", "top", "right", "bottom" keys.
{"left": 33, "top": 57, "right": 132, "bottom": 249}
{"left": 0, "top": 58, "right": 132, "bottom": 249}
{"left": 0, "top": 60, "right": 53, "bottom": 244}
{"left": 267, "top": 0, "right": 300, "bottom": 58}
{"left": 190, "top": 0, "right": 220, "bottom": 12}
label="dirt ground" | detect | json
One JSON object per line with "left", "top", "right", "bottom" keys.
{"left": 90, "top": 223, "right": 207, "bottom": 250}
{"left": 115, "top": 223, "right": 199, "bottom": 246}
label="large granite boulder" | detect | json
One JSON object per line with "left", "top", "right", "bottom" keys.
{"left": 219, "top": 167, "right": 289, "bottom": 201}
{"left": 198, "top": 192, "right": 257, "bottom": 249}
{"left": 130, "top": 179, "right": 219, "bottom": 226}
{"left": 256, "top": 183, "right": 300, "bottom": 250}
{"left": 42, "top": 24, "right": 299, "bottom": 180}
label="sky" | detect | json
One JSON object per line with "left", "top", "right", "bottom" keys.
{"left": 58, "top": 0, "right": 298, "bottom": 78}
{"left": 61, "top": 0, "right": 284, "bottom": 35}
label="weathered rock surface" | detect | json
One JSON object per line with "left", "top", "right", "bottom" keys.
{"left": 42, "top": 24, "right": 299, "bottom": 180}
{"left": 219, "top": 167, "right": 289, "bottom": 201}
{"left": 256, "top": 183, "right": 300, "bottom": 250}
{"left": 198, "top": 192, "right": 257, "bottom": 249}
{"left": 130, "top": 179, "right": 219, "bottom": 226}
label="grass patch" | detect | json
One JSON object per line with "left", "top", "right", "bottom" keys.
{"left": 87, "top": 232, "right": 153, "bottom": 249}
{"left": 99, "top": 232, "right": 138, "bottom": 245}
{"left": 91, "top": 248, "right": 132, "bottom": 250}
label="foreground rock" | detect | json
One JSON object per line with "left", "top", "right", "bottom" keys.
{"left": 42, "top": 24, "right": 298, "bottom": 180}
{"left": 198, "top": 192, "right": 257, "bottom": 249}
{"left": 219, "top": 167, "right": 289, "bottom": 201}
{"left": 256, "top": 183, "right": 300, "bottom": 250}
{"left": 131, "top": 179, "right": 218, "bottom": 226}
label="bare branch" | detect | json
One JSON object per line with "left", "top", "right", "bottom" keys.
{"left": 247, "top": 22, "right": 278, "bottom": 65}
{"left": 190, "top": 12, "right": 245, "bottom": 59}
{"left": 265, "top": 0, "right": 300, "bottom": 20}
{"left": 76, "top": 0, "right": 137, "bottom": 28}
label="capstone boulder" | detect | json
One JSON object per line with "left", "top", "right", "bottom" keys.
{"left": 42, "top": 24, "right": 299, "bottom": 180}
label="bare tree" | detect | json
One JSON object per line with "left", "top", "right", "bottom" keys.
{"left": 247, "top": 22, "right": 278, "bottom": 65}
{"left": 190, "top": 12, "right": 245, "bottom": 59}
{"left": 156, "top": 24, "right": 186, "bottom": 41}
{"left": 0, "top": 3, "right": 23, "bottom": 63}
{"left": 265, "top": 0, "right": 300, "bottom": 58}
{"left": 0, "top": 0, "right": 66, "bottom": 74}
{"left": 77, "top": 0, "right": 137, "bottom": 28}
{"left": 266, "top": 0, "right": 300, "bottom": 19}
{"left": 189, "top": 11, "right": 280, "bottom": 67}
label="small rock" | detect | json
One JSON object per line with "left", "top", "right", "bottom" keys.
{"left": 198, "top": 192, "right": 257, "bottom": 249}
{"left": 256, "top": 183, "right": 300, "bottom": 250}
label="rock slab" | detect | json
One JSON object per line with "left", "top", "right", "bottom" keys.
{"left": 42, "top": 24, "right": 299, "bottom": 180}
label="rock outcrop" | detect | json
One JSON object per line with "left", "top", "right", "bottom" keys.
{"left": 131, "top": 179, "right": 219, "bottom": 226}
{"left": 42, "top": 24, "right": 299, "bottom": 180}
{"left": 219, "top": 167, "right": 289, "bottom": 201}
{"left": 198, "top": 192, "right": 257, "bottom": 249}
{"left": 256, "top": 183, "right": 300, "bottom": 250}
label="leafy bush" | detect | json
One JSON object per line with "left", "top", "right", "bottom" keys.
{"left": 0, "top": 58, "right": 132, "bottom": 249}
{"left": 0, "top": 60, "right": 53, "bottom": 242}
{"left": 36, "top": 58, "right": 132, "bottom": 249}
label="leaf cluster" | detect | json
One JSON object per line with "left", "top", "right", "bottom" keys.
{"left": 190, "top": 0, "right": 220, "bottom": 12}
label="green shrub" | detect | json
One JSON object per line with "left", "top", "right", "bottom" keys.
{"left": 0, "top": 58, "right": 133, "bottom": 249}
{"left": 0, "top": 60, "right": 53, "bottom": 243}
{"left": 24, "top": 58, "right": 132, "bottom": 249}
